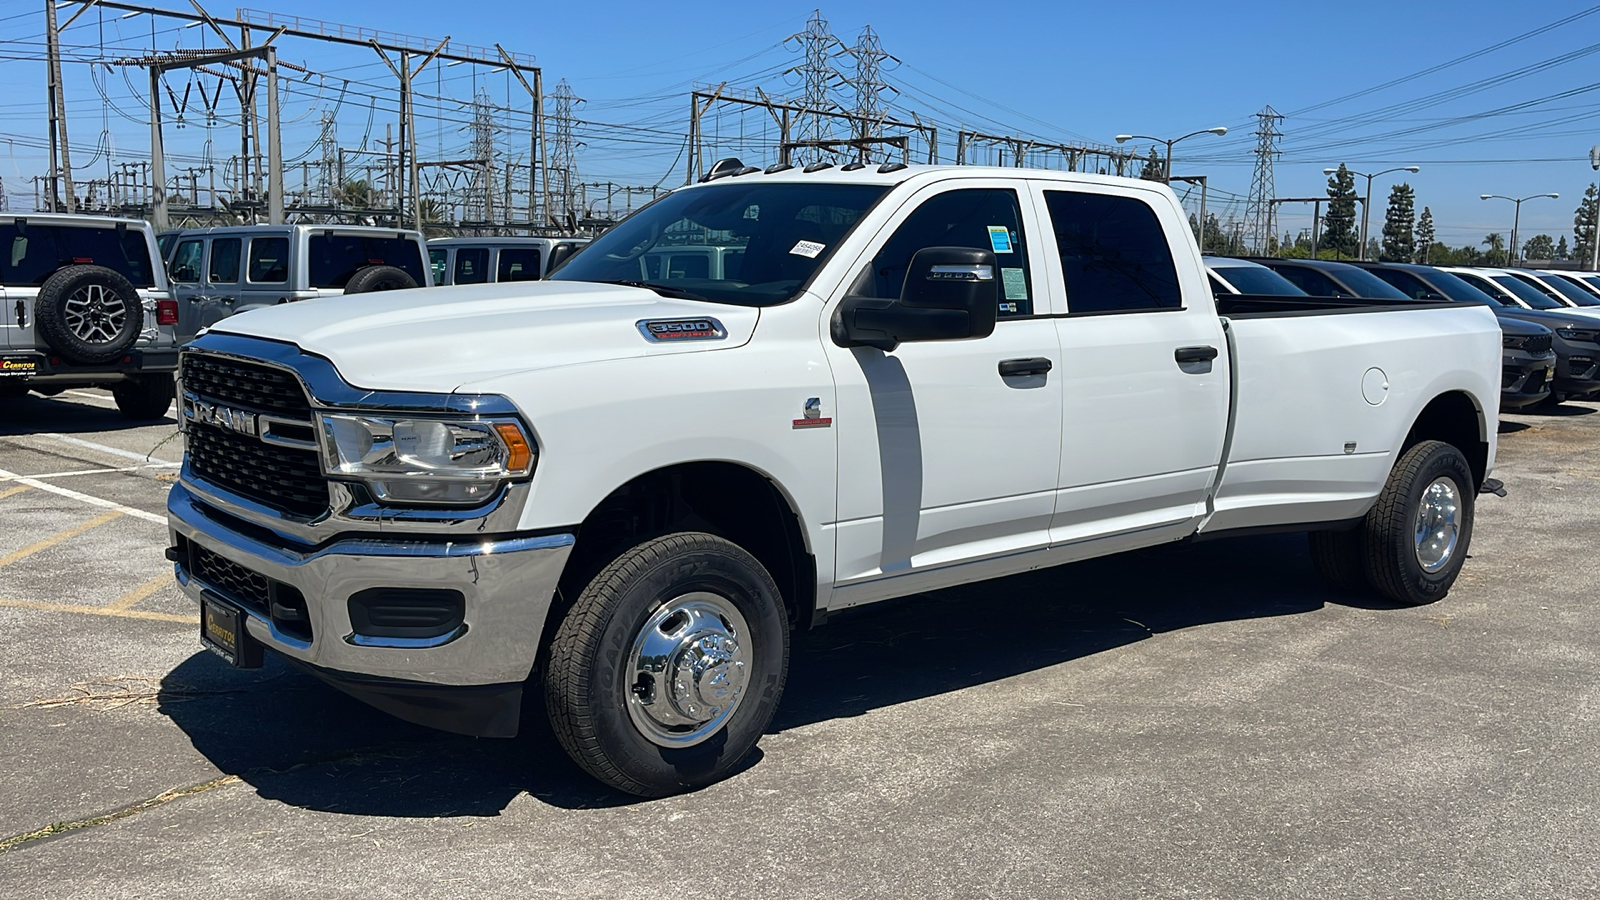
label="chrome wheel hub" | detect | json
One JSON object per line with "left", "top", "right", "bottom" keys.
{"left": 626, "top": 592, "right": 751, "bottom": 748}
{"left": 63, "top": 284, "right": 127, "bottom": 344}
{"left": 1413, "top": 477, "right": 1461, "bottom": 573}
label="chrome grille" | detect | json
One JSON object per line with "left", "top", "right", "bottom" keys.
{"left": 181, "top": 352, "right": 312, "bottom": 418}
{"left": 182, "top": 351, "right": 328, "bottom": 517}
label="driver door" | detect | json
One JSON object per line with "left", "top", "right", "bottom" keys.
{"left": 825, "top": 180, "right": 1064, "bottom": 604}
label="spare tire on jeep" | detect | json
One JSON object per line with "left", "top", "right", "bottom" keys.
{"left": 344, "top": 265, "right": 418, "bottom": 294}
{"left": 34, "top": 265, "right": 144, "bottom": 366}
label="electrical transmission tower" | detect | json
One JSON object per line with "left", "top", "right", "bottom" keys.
{"left": 1244, "top": 105, "right": 1284, "bottom": 254}
{"left": 318, "top": 110, "right": 339, "bottom": 206}
{"left": 549, "top": 79, "right": 582, "bottom": 226}
{"left": 847, "top": 26, "right": 898, "bottom": 164}
{"left": 469, "top": 88, "right": 499, "bottom": 223}
{"left": 784, "top": 10, "right": 845, "bottom": 165}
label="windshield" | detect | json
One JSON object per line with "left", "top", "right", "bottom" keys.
{"left": 1210, "top": 265, "right": 1306, "bottom": 296}
{"left": 1541, "top": 273, "right": 1600, "bottom": 306}
{"left": 1490, "top": 274, "right": 1568, "bottom": 309}
{"left": 1325, "top": 265, "right": 1410, "bottom": 300}
{"left": 1421, "top": 270, "right": 1504, "bottom": 306}
{"left": 549, "top": 181, "right": 889, "bottom": 306}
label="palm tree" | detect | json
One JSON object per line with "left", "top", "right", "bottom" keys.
{"left": 1482, "top": 232, "right": 1506, "bottom": 266}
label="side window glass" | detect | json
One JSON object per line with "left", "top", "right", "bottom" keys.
{"left": 497, "top": 248, "right": 542, "bottom": 282}
{"left": 169, "top": 240, "right": 203, "bottom": 284}
{"left": 865, "top": 188, "right": 1032, "bottom": 317}
{"left": 455, "top": 248, "right": 490, "bottom": 285}
{"left": 209, "top": 238, "right": 241, "bottom": 284}
{"left": 1207, "top": 273, "right": 1230, "bottom": 294}
{"left": 429, "top": 249, "right": 448, "bottom": 284}
{"left": 1300, "top": 271, "right": 1338, "bottom": 296}
{"left": 1042, "top": 190, "right": 1180, "bottom": 314}
{"left": 248, "top": 237, "right": 289, "bottom": 283}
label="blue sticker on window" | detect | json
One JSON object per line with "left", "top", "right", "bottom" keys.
{"left": 987, "top": 225, "right": 1013, "bottom": 254}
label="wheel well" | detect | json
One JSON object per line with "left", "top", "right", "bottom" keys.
{"left": 557, "top": 462, "right": 816, "bottom": 632}
{"left": 1405, "top": 391, "right": 1487, "bottom": 489}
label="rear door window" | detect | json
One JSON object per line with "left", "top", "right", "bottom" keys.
{"left": 1041, "top": 190, "right": 1178, "bottom": 314}
{"left": 1271, "top": 265, "right": 1341, "bottom": 297}
{"left": 209, "top": 238, "right": 241, "bottom": 284}
{"left": 0, "top": 224, "right": 155, "bottom": 287}
{"left": 308, "top": 234, "right": 427, "bottom": 289}
{"left": 429, "top": 249, "right": 449, "bottom": 284}
{"left": 497, "top": 248, "right": 542, "bottom": 282}
{"left": 248, "top": 237, "right": 289, "bottom": 283}
{"left": 454, "top": 248, "right": 490, "bottom": 285}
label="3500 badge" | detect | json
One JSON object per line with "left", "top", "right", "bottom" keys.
{"left": 636, "top": 318, "right": 727, "bottom": 342}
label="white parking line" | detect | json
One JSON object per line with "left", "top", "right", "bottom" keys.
{"left": 0, "top": 467, "right": 166, "bottom": 524}
{"left": 0, "top": 467, "right": 144, "bottom": 481}
{"left": 37, "top": 433, "right": 181, "bottom": 467}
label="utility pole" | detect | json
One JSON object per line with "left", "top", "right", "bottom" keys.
{"left": 44, "top": 0, "right": 76, "bottom": 213}
{"left": 1271, "top": 198, "right": 1328, "bottom": 258}
{"left": 1171, "top": 175, "right": 1209, "bottom": 251}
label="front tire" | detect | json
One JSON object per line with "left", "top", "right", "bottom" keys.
{"left": 543, "top": 532, "right": 789, "bottom": 797}
{"left": 1362, "top": 440, "right": 1475, "bottom": 606}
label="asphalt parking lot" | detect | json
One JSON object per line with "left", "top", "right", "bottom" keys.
{"left": 2, "top": 389, "right": 1598, "bottom": 899}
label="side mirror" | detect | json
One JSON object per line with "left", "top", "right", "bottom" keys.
{"left": 546, "top": 241, "right": 583, "bottom": 275}
{"left": 833, "top": 246, "right": 1000, "bottom": 351}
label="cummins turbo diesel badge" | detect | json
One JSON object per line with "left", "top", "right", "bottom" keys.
{"left": 636, "top": 318, "right": 727, "bottom": 343}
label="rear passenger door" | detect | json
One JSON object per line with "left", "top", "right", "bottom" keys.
{"left": 497, "top": 247, "right": 542, "bottom": 282}
{"left": 1031, "top": 183, "right": 1230, "bottom": 544}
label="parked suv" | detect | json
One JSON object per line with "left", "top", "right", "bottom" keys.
{"left": 1, "top": 213, "right": 181, "bottom": 419}
{"left": 165, "top": 225, "right": 431, "bottom": 332}
{"left": 427, "top": 237, "right": 589, "bottom": 286}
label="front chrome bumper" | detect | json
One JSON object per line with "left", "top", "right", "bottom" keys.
{"left": 167, "top": 482, "right": 573, "bottom": 686}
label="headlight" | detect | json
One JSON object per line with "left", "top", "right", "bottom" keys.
{"left": 318, "top": 413, "right": 535, "bottom": 505}
{"left": 1555, "top": 327, "right": 1600, "bottom": 343}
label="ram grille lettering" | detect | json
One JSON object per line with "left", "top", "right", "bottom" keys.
{"left": 183, "top": 395, "right": 259, "bottom": 437}
{"left": 637, "top": 317, "right": 728, "bottom": 343}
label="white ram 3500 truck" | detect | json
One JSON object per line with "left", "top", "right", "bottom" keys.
{"left": 167, "top": 164, "right": 1500, "bottom": 796}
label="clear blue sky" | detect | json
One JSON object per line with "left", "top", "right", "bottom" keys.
{"left": 2, "top": 0, "right": 1597, "bottom": 250}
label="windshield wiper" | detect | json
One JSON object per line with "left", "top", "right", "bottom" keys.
{"left": 594, "top": 280, "right": 711, "bottom": 303}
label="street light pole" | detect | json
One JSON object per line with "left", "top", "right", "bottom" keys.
{"left": 1323, "top": 165, "right": 1420, "bottom": 261}
{"left": 1480, "top": 192, "right": 1559, "bottom": 267}
{"left": 1115, "top": 126, "right": 1227, "bottom": 185}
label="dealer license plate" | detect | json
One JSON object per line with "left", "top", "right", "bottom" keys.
{"left": 201, "top": 597, "right": 262, "bottom": 668}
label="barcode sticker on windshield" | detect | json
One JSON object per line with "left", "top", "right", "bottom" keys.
{"left": 790, "top": 240, "right": 825, "bottom": 258}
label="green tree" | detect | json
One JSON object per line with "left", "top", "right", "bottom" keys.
{"left": 1322, "top": 164, "right": 1359, "bottom": 258}
{"left": 1139, "top": 146, "right": 1165, "bottom": 182}
{"left": 1379, "top": 182, "right": 1416, "bottom": 262}
{"left": 1521, "top": 234, "right": 1556, "bottom": 262}
{"left": 1576, "top": 182, "right": 1599, "bottom": 269}
{"left": 336, "top": 178, "right": 375, "bottom": 209}
{"left": 1557, "top": 235, "right": 1570, "bottom": 260}
{"left": 1414, "top": 206, "right": 1436, "bottom": 263}
{"left": 1482, "top": 232, "right": 1506, "bottom": 266}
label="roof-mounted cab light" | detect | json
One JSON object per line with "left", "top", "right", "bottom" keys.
{"left": 764, "top": 163, "right": 794, "bottom": 174}
{"left": 841, "top": 162, "right": 867, "bottom": 172}
{"left": 732, "top": 166, "right": 762, "bottom": 176}
{"left": 877, "top": 162, "right": 908, "bottom": 173}
{"left": 802, "top": 161, "right": 834, "bottom": 173}
{"left": 700, "top": 158, "right": 745, "bottom": 183}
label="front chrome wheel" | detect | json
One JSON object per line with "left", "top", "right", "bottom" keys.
{"left": 1412, "top": 476, "right": 1461, "bottom": 573}
{"left": 625, "top": 592, "right": 752, "bottom": 748}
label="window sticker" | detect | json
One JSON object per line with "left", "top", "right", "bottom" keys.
{"left": 987, "top": 225, "right": 1013, "bottom": 254}
{"left": 790, "top": 239, "right": 825, "bottom": 258}
{"left": 999, "top": 302, "right": 1019, "bottom": 314}
{"left": 1001, "top": 267, "right": 1029, "bottom": 300}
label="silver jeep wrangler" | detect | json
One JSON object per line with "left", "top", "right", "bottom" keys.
{"left": 0, "top": 214, "right": 181, "bottom": 420}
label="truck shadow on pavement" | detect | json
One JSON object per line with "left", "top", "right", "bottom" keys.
{"left": 158, "top": 531, "right": 1380, "bottom": 814}
{"left": 0, "top": 394, "right": 177, "bottom": 436}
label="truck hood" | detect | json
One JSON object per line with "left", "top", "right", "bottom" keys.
{"left": 209, "top": 281, "right": 759, "bottom": 392}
